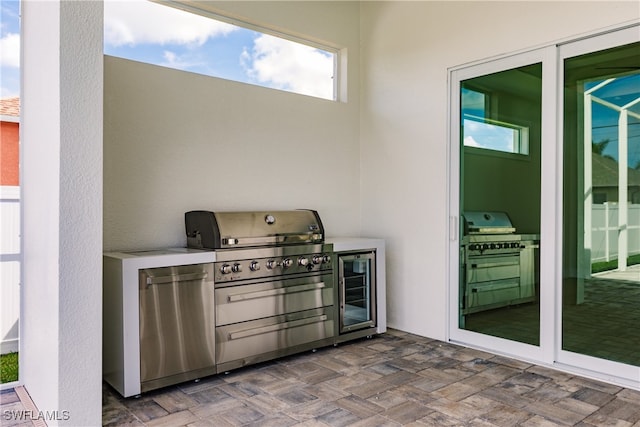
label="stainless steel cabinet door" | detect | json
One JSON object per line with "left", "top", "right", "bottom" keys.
{"left": 139, "top": 264, "right": 215, "bottom": 386}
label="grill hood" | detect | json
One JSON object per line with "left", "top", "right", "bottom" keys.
{"left": 185, "top": 209, "right": 324, "bottom": 249}
{"left": 463, "top": 211, "right": 515, "bottom": 234}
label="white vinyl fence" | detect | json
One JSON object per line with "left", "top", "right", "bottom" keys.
{"left": 591, "top": 203, "right": 640, "bottom": 263}
{"left": 1, "top": 186, "right": 20, "bottom": 355}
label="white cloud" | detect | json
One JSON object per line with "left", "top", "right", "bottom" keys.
{"left": 0, "top": 33, "right": 20, "bottom": 68}
{"left": 464, "top": 136, "right": 482, "bottom": 147}
{"left": 104, "top": 0, "right": 236, "bottom": 47}
{"left": 160, "top": 50, "right": 204, "bottom": 70}
{"left": 243, "top": 34, "right": 334, "bottom": 100}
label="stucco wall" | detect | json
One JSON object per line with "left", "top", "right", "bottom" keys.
{"left": 359, "top": 1, "right": 639, "bottom": 339}
{"left": 103, "top": 1, "right": 361, "bottom": 251}
{"left": 21, "top": 1, "right": 103, "bottom": 425}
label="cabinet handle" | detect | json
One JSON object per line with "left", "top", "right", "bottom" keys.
{"left": 145, "top": 272, "right": 208, "bottom": 287}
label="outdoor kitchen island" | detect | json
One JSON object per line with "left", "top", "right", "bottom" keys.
{"left": 103, "top": 212, "right": 386, "bottom": 398}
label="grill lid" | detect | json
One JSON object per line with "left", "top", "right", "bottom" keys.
{"left": 463, "top": 211, "right": 515, "bottom": 234}
{"left": 185, "top": 209, "right": 324, "bottom": 249}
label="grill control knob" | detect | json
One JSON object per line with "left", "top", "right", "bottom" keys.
{"left": 511, "top": 242, "right": 521, "bottom": 249}
{"left": 322, "top": 254, "right": 331, "bottom": 264}
{"left": 249, "top": 261, "right": 260, "bottom": 271}
{"left": 282, "top": 258, "right": 293, "bottom": 268}
{"left": 482, "top": 244, "right": 490, "bottom": 250}
{"left": 232, "top": 263, "right": 242, "bottom": 273}
{"left": 298, "top": 257, "right": 309, "bottom": 267}
{"left": 266, "top": 259, "right": 277, "bottom": 269}
{"left": 220, "top": 264, "right": 232, "bottom": 274}
{"left": 312, "top": 255, "right": 323, "bottom": 265}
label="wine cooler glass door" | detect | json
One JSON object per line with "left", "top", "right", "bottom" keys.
{"left": 338, "top": 251, "right": 376, "bottom": 333}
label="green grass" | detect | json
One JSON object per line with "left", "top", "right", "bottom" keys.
{"left": 0, "top": 352, "right": 18, "bottom": 383}
{"left": 592, "top": 254, "right": 640, "bottom": 274}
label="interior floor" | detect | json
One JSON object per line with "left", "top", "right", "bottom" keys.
{"left": 464, "top": 278, "right": 640, "bottom": 367}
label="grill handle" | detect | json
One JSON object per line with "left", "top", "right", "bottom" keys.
{"left": 227, "top": 282, "right": 326, "bottom": 302}
{"left": 470, "top": 261, "right": 519, "bottom": 269}
{"left": 228, "top": 315, "right": 328, "bottom": 340}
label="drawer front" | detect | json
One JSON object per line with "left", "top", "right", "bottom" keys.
{"left": 215, "top": 307, "right": 334, "bottom": 365}
{"left": 467, "top": 255, "right": 520, "bottom": 283}
{"left": 466, "top": 279, "right": 520, "bottom": 309}
{"left": 215, "top": 273, "right": 333, "bottom": 326}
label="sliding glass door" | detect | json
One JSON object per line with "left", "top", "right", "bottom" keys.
{"left": 559, "top": 29, "right": 640, "bottom": 384}
{"left": 450, "top": 25, "right": 640, "bottom": 387}
{"left": 449, "top": 47, "right": 553, "bottom": 363}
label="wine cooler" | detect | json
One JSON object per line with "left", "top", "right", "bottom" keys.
{"left": 337, "top": 251, "right": 377, "bottom": 341}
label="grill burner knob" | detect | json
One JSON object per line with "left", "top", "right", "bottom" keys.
{"left": 482, "top": 244, "right": 490, "bottom": 250}
{"left": 282, "top": 258, "right": 293, "bottom": 268}
{"left": 220, "top": 264, "right": 232, "bottom": 274}
{"left": 511, "top": 242, "right": 521, "bottom": 249}
{"left": 322, "top": 254, "right": 331, "bottom": 264}
{"left": 312, "top": 255, "right": 323, "bottom": 265}
{"left": 232, "top": 263, "right": 242, "bottom": 273}
{"left": 298, "top": 257, "right": 309, "bottom": 267}
{"left": 249, "top": 261, "right": 260, "bottom": 271}
{"left": 266, "top": 259, "right": 277, "bottom": 269}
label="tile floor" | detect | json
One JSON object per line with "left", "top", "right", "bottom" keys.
{"left": 2, "top": 329, "right": 640, "bottom": 426}
{"left": 99, "top": 329, "right": 640, "bottom": 426}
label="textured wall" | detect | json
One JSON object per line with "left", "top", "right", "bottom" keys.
{"left": 21, "top": 1, "right": 103, "bottom": 425}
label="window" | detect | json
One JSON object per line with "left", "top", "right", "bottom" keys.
{"left": 461, "top": 85, "right": 531, "bottom": 155}
{"left": 103, "top": 0, "right": 338, "bottom": 100}
{"left": 463, "top": 114, "right": 530, "bottom": 155}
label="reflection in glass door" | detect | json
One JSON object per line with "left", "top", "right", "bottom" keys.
{"left": 562, "top": 41, "right": 640, "bottom": 367}
{"left": 459, "top": 63, "right": 542, "bottom": 346}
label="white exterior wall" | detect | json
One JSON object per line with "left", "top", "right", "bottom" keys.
{"left": 21, "top": 1, "right": 103, "bottom": 425}
{"left": 103, "top": 1, "right": 362, "bottom": 251}
{"left": 359, "top": 1, "right": 640, "bottom": 339}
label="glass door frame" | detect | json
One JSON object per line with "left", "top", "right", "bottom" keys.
{"left": 448, "top": 45, "right": 557, "bottom": 366}
{"left": 448, "top": 23, "right": 640, "bottom": 389}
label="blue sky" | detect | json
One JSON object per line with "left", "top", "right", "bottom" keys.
{"left": 0, "top": 0, "right": 20, "bottom": 98}
{"left": 587, "top": 75, "right": 640, "bottom": 167}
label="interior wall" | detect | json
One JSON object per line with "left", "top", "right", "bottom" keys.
{"left": 359, "top": 1, "right": 639, "bottom": 339}
{"left": 103, "top": 1, "right": 361, "bottom": 251}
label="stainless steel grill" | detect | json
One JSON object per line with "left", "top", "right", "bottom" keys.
{"left": 185, "top": 209, "right": 335, "bottom": 373}
{"left": 461, "top": 211, "right": 539, "bottom": 317}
